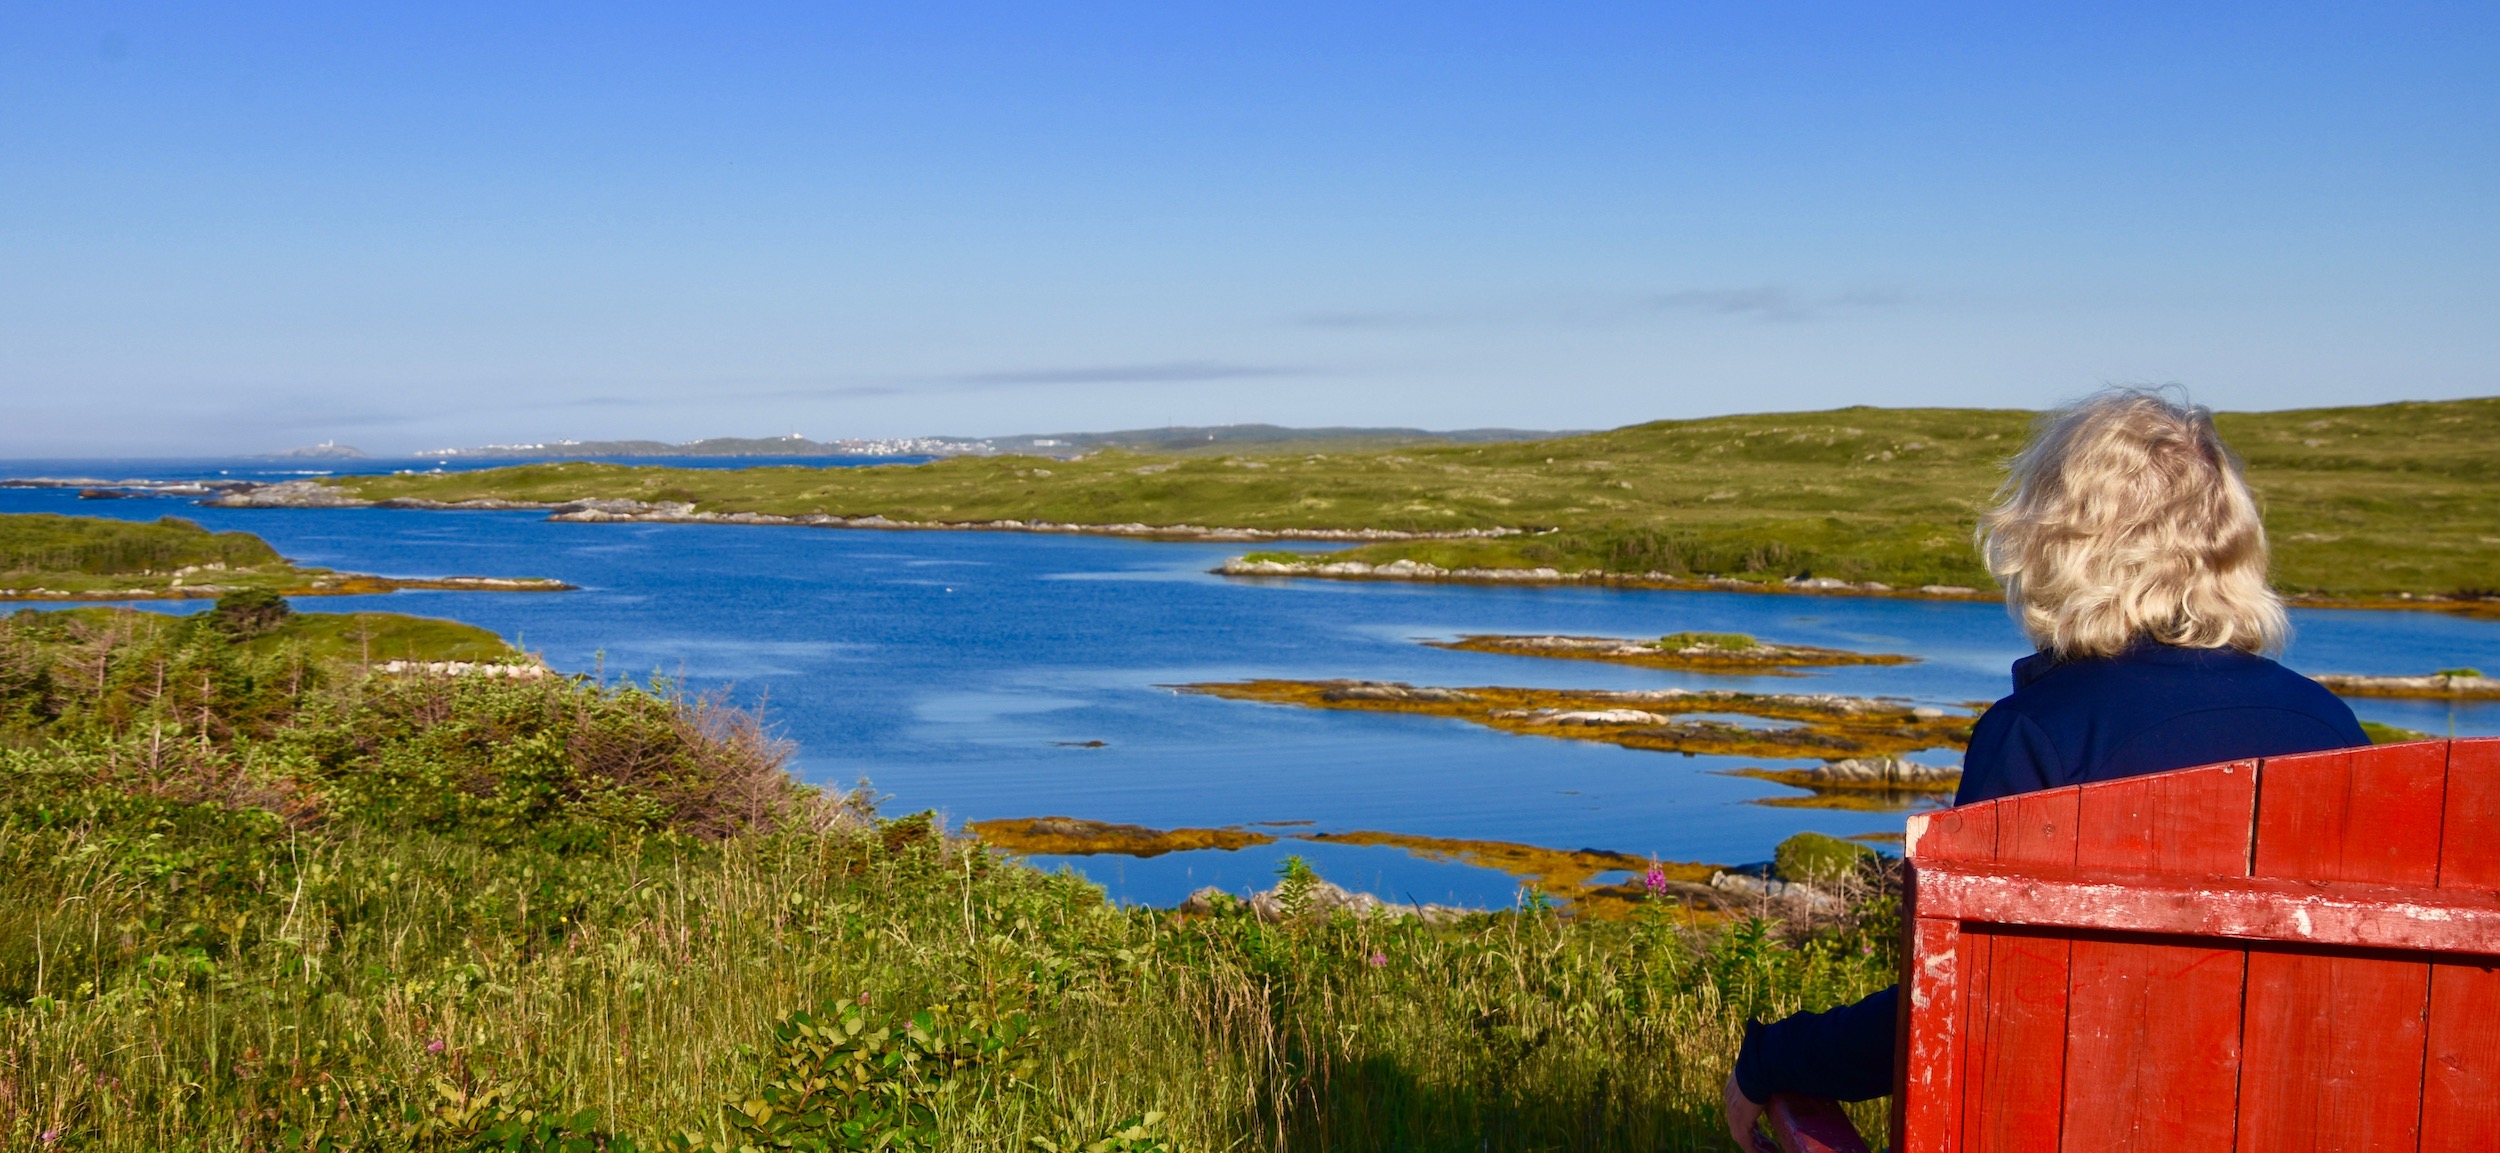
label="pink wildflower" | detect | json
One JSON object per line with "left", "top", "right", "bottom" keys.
{"left": 426, "top": 1038, "right": 446, "bottom": 1055}
{"left": 40, "top": 1130, "right": 61, "bottom": 1145}
{"left": 858, "top": 990, "right": 872, "bottom": 1005}
{"left": 1368, "top": 951, "right": 1389, "bottom": 968}
{"left": 1643, "top": 858, "right": 1669, "bottom": 897}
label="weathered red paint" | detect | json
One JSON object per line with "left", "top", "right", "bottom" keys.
{"left": 1781, "top": 738, "right": 2500, "bottom": 1151}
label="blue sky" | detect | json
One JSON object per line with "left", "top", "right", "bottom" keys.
{"left": 4, "top": 3, "right": 2495, "bottom": 455}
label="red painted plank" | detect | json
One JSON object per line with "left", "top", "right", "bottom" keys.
{"left": 2435, "top": 738, "right": 2500, "bottom": 889}
{"left": 1895, "top": 914, "right": 1967, "bottom": 1153}
{"left": 1995, "top": 786, "right": 2081, "bottom": 869}
{"left": 2071, "top": 760, "right": 2259, "bottom": 877}
{"left": 2422, "top": 959, "right": 2500, "bottom": 1153}
{"left": 1963, "top": 927, "right": 2070, "bottom": 1153}
{"left": 1900, "top": 803, "right": 1996, "bottom": 1153}
{"left": 2424, "top": 738, "right": 2500, "bottom": 1150}
{"left": 1907, "top": 866, "right": 2500, "bottom": 955}
{"left": 1909, "top": 804, "right": 2000, "bottom": 865}
{"left": 1890, "top": 800, "right": 1990, "bottom": 1150}
{"left": 2060, "top": 764, "right": 2257, "bottom": 1149}
{"left": 2238, "top": 946, "right": 2432, "bottom": 1153}
{"left": 1962, "top": 789, "right": 2078, "bottom": 1153}
{"left": 1766, "top": 1094, "right": 1873, "bottom": 1153}
{"left": 2237, "top": 745, "right": 2447, "bottom": 1152}
{"left": 2252, "top": 744, "right": 2447, "bottom": 886}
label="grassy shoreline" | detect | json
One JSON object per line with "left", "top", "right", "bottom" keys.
{"left": 0, "top": 605, "right": 1897, "bottom": 1150}
{"left": 0, "top": 513, "right": 571, "bottom": 603}
{"left": 241, "top": 397, "right": 2500, "bottom": 606}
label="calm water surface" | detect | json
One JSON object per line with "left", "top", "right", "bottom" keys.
{"left": 9, "top": 461, "right": 2496, "bottom": 909}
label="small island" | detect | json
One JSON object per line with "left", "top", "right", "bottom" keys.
{"left": 2315, "top": 670, "right": 2500, "bottom": 700}
{"left": 967, "top": 816, "right": 1276, "bottom": 857}
{"left": 965, "top": 817, "right": 1743, "bottom": 920}
{"left": 1175, "top": 678, "right": 1973, "bottom": 761}
{"left": 0, "top": 512, "right": 571, "bottom": 602}
{"left": 1427, "top": 630, "right": 1916, "bottom": 674}
{"left": 12, "top": 592, "right": 530, "bottom": 667}
{"left": 1720, "top": 757, "right": 1964, "bottom": 813}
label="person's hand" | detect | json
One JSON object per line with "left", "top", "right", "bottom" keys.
{"left": 1723, "top": 1072, "right": 1777, "bottom": 1152}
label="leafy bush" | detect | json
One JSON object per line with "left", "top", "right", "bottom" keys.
{"left": 1773, "top": 832, "right": 1877, "bottom": 885}
{"left": 209, "top": 587, "right": 294, "bottom": 638}
{"left": 697, "top": 1002, "right": 1037, "bottom": 1152}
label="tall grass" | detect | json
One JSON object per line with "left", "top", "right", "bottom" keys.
{"left": 0, "top": 608, "right": 1894, "bottom": 1150}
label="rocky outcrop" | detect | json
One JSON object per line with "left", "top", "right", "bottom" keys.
{"left": 1219, "top": 556, "right": 1996, "bottom": 600}
{"left": 1708, "top": 871, "right": 1844, "bottom": 914}
{"left": 376, "top": 659, "right": 549, "bottom": 678}
{"left": 1315, "top": 682, "right": 1480, "bottom": 703}
{"left": 1179, "top": 880, "right": 1473, "bottom": 924}
{"left": 205, "top": 480, "right": 376, "bottom": 508}
{"left": 2315, "top": 672, "right": 2500, "bottom": 699}
{"left": 1801, "top": 756, "right": 1962, "bottom": 785}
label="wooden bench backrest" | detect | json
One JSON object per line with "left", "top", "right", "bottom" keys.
{"left": 1894, "top": 738, "right": 2500, "bottom": 1152}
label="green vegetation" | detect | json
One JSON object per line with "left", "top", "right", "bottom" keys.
{"left": 1654, "top": 633, "right": 1757, "bottom": 652}
{"left": 0, "top": 608, "right": 1893, "bottom": 1150}
{"left": 0, "top": 514, "right": 570, "bottom": 603}
{"left": 318, "top": 397, "right": 2500, "bottom": 601}
{"left": 1772, "top": 833, "right": 1879, "bottom": 886}
{"left": 23, "top": 599, "right": 516, "bottom": 670}
{"left": 0, "top": 514, "right": 301, "bottom": 598}
{"left": 0, "top": 513, "right": 281, "bottom": 576}
{"left": 2360, "top": 720, "right": 2435, "bottom": 744}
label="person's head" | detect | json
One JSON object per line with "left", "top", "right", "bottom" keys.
{"left": 1979, "top": 388, "right": 2287, "bottom": 659}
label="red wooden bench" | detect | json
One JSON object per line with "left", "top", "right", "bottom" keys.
{"left": 1761, "top": 737, "right": 2500, "bottom": 1152}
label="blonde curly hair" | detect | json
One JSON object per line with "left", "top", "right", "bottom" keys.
{"left": 1979, "top": 388, "right": 2288, "bottom": 659}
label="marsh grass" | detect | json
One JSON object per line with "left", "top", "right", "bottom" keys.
{"left": 0, "top": 608, "right": 1895, "bottom": 1151}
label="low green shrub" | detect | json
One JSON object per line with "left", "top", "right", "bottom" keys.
{"left": 1773, "top": 832, "right": 1877, "bottom": 886}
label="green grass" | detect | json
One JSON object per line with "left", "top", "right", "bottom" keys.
{"left": 1655, "top": 633, "right": 1759, "bottom": 652}
{"left": 323, "top": 397, "right": 2500, "bottom": 600}
{"left": 2360, "top": 720, "right": 2436, "bottom": 744}
{"left": 0, "top": 514, "right": 312, "bottom": 598}
{"left": 0, "top": 607, "right": 1893, "bottom": 1151}
{"left": 20, "top": 604, "right": 514, "bottom": 666}
{"left": 241, "top": 610, "right": 514, "bottom": 664}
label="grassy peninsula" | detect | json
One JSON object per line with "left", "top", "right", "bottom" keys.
{"left": 0, "top": 604, "right": 1894, "bottom": 1150}
{"left": 292, "top": 397, "right": 2500, "bottom": 603}
{"left": 0, "top": 514, "right": 570, "bottom": 602}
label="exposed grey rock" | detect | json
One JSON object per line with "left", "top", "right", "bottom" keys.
{"left": 2314, "top": 672, "right": 2500, "bottom": 699}
{"left": 1180, "top": 881, "right": 1472, "bottom": 924}
{"left": 1805, "top": 756, "right": 1961, "bottom": 784}
{"left": 203, "top": 480, "right": 374, "bottom": 508}
{"left": 1709, "top": 870, "right": 1844, "bottom": 913}
{"left": 1316, "top": 681, "right": 1480, "bottom": 703}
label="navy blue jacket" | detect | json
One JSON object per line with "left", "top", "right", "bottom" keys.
{"left": 1731, "top": 643, "right": 2367, "bottom": 1104}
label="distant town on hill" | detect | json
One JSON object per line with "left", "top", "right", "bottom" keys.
{"left": 380, "top": 424, "right": 1572, "bottom": 461}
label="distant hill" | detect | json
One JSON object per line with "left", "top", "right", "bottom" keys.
{"left": 970, "top": 424, "right": 1571, "bottom": 456}
{"left": 327, "top": 397, "right": 2500, "bottom": 601}
{"left": 414, "top": 425, "right": 1568, "bottom": 460}
{"left": 260, "top": 443, "right": 369, "bottom": 460}
{"left": 412, "top": 434, "right": 983, "bottom": 459}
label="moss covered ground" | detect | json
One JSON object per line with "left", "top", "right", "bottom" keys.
{"left": 315, "top": 397, "right": 2500, "bottom": 601}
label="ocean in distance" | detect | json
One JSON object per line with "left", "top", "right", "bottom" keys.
{"left": 8, "top": 456, "right": 2497, "bottom": 910}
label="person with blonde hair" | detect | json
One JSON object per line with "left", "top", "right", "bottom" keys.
{"left": 1722, "top": 388, "right": 2366, "bottom": 1150}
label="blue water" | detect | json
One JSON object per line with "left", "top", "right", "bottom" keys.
{"left": 8, "top": 465, "right": 2498, "bottom": 910}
